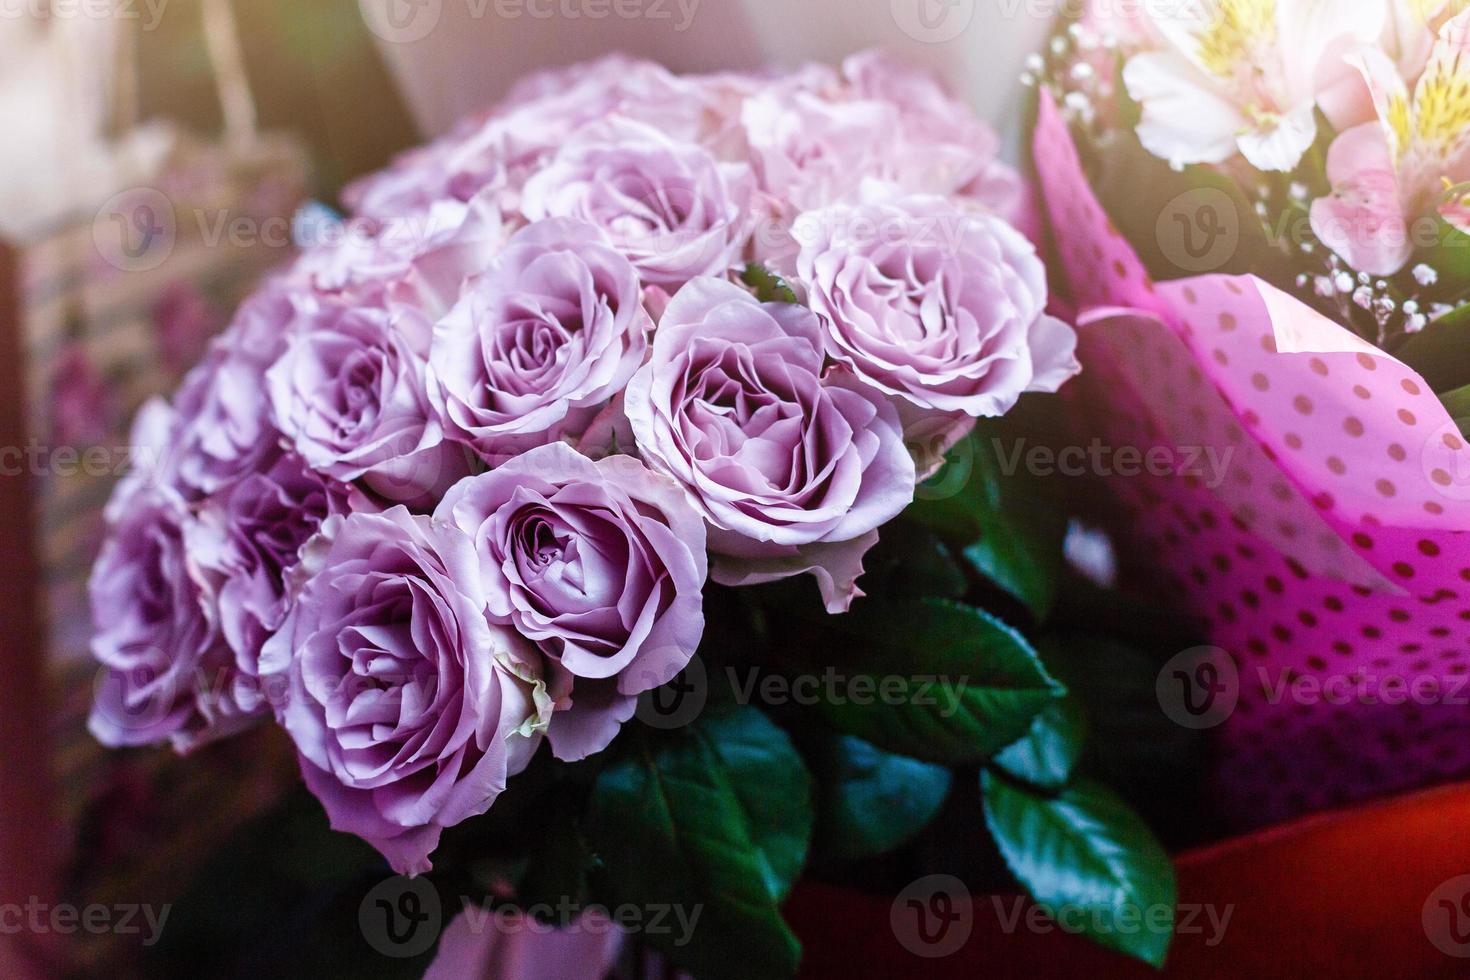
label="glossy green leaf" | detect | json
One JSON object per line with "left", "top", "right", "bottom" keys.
{"left": 991, "top": 695, "right": 1088, "bottom": 791}
{"left": 587, "top": 706, "right": 813, "bottom": 979}
{"left": 907, "top": 428, "right": 1067, "bottom": 619}
{"left": 809, "top": 734, "right": 952, "bottom": 864}
{"left": 982, "top": 772, "right": 1176, "bottom": 968}
{"left": 811, "top": 597, "right": 1064, "bottom": 764}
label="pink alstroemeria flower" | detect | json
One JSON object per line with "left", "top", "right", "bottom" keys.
{"left": 1311, "top": 10, "right": 1470, "bottom": 275}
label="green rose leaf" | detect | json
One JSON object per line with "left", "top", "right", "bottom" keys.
{"left": 981, "top": 772, "right": 1177, "bottom": 968}
{"left": 810, "top": 597, "right": 1065, "bottom": 764}
{"left": 907, "top": 427, "right": 1067, "bottom": 619}
{"left": 809, "top": 734, "right": 952, "bottom": 864}
{"left": 587, "top": 705, "right": 813, "bottom": 979}
{"left": 991, "top": 695, "right": 1088, "bottom": 791}
{"left": 740, "top": 262, "right": 800, "bottom": 304}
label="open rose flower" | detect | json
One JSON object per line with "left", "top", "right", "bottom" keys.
{"left": 625, "top": 277, "right": 914, "bottom": 612}
{"left": 291, "top": 191, "right": 505, "bottom": 320}
{"left": 839, "top": 50, "right": 1024, "bottom": 213}
{"left": 188, "top": 452, "right": 353, "bottom": 680}
{"left": 435, "top": 443, "right": 705, "bottom": 758}
{"left": 796, "top": 190, "right": 1079, "bottom": 419}
{"left": 520, "top": 118, "right": 755, "bottom": 289}
{"left": 429, "top": 218, "right": 650, "bottom": 462}
{"left": 89, "top": 485, "right": 257, "bottom": 751}
{"left": 170, "top": 284, "right": 299, "bottom": 499}
{"left": 260, "top": 508, "right": 551, "bottom": 875}
{"left": 268, "top": 301, "right": 468, "bottom": 505}
{"left": 436, "top": 442, "right": 707, "bottom": 761}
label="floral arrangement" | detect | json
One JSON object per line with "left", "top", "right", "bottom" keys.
{"left": 1028, "top": 1, "right": 1470, "bottom": 828}
{"left": 84, "top": 50, "right": 1215, "bottom": 975}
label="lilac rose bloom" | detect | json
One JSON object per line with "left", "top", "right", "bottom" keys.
{"left": 428, "top": 218, "right": 650, "bottom": 463}
{"left": 795, "top": 190, "right": 1079, "bottom": 420}
{"left": 268, "top": 300, "right": 469, "bottom": 505}
{"left": 169, "top": 284, "right": 300, "bottom": 499}
{"left": 625, "top": 277, "right": 915, "bottom": 612}
{"left": 520, "top": 118, "right": 754, "bottom": 288}
{"left": 188, "top": 451, "right": 354, "bottom": 681}
{"left": 291, "top": 191, "right": 505, "bottom": 321}
{"left": 89, "top": 485, "right": 258, "bottom": 751}
{"left": 436, "top": 442, "right": 707, "bottom": 761}
{"left": 839, "top": 51, "right": 1023, "bottom": 213}
{"left": 261, "top": 507, "right": 551, "bottom": 875}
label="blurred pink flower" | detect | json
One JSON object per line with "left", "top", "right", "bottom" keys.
{"left": 1311, "top": 11, "right": 1470, "bottom": 274}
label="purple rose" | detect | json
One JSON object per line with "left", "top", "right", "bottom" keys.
{"left": 268, "top": 300, "right": 469, "bottom": 505}
{"left": 839, "top": 51, "right": 1023, "bottom": 213}
{"left": 88, "top": 485, "right": 257, "bottom": 751}
{"left": 520, "top": 118, "right": 754, "bottom": 288}
{"left": 795, "top": 191, "right": 1079, "bottom": 418}
{"left": 167, "top": 283, "right": 300, "bottom": 499}
{"left": 740, "top": 83, "right": 897, "bottom": 211}
{"left": 188, "top": 452, "right": 353, "bottom": 680}
{"left": 428, "top": 218, "right": 650, "bottom": 463}
{"left": 436, "top": 442, "right": 706, "bottom": 761}
{"left": 625, "top": 277, "right": 915, "bottom": 612}
{"left": 261, "top": 508, "right": 551, "bottom": 874}
{"left": 291, "top": 194, "right": 505, "bottom": 320}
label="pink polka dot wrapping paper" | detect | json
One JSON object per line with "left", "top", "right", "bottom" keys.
{"left": 1033, "top": 94, "right": 1470, "bottom": 829}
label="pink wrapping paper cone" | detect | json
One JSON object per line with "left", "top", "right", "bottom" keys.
{"left": 1034, "top": 95, "right": 1470, "bottom": 828}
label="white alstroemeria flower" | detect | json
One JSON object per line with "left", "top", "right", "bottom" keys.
{"left": 1123, "top": 0, "right": 1386, "bottom": 171}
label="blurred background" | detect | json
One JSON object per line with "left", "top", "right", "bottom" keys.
{"left": 5, "top": 6, "right": 471, "bottom": 978}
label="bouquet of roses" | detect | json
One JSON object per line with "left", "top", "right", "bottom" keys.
{"left": 1030, "top": 1, "right": 1470, "bottom": 828}
{"left": 87, "top": 51, "right": 1201, "bottom": 975}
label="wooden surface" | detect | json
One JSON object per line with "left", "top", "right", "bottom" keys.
{"left": 0, "top": 241, "right": 56, "bottom": 980}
